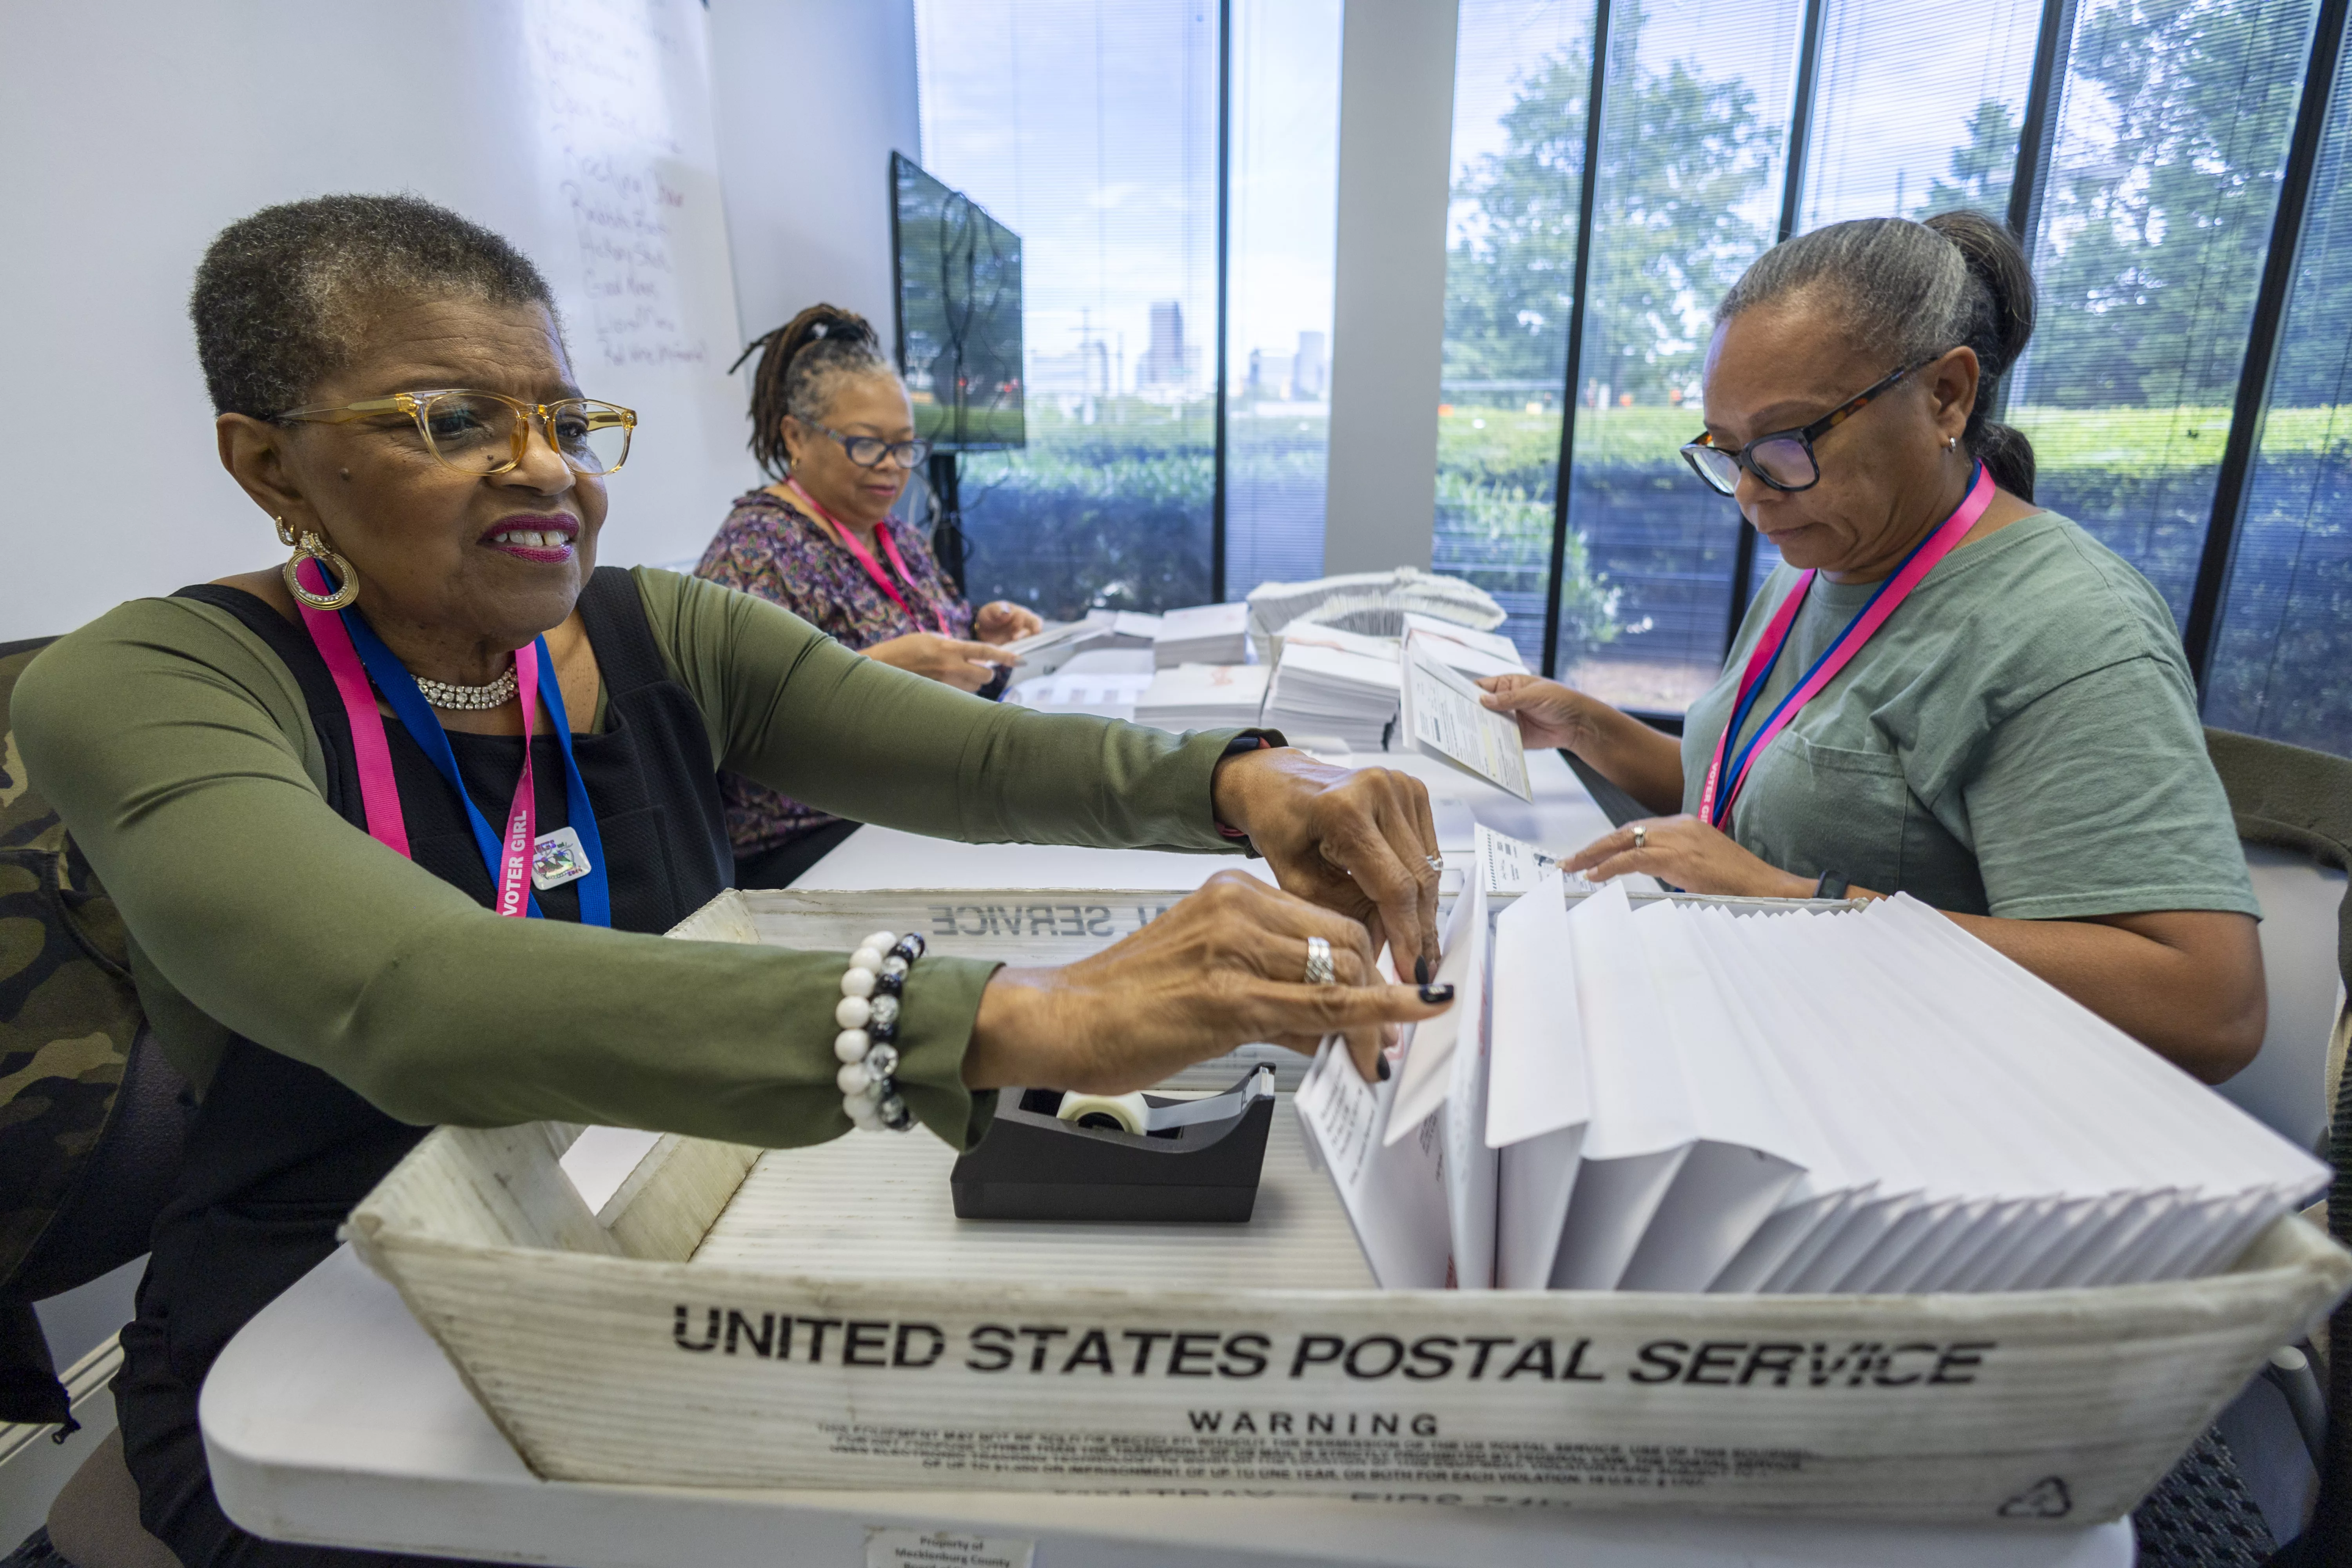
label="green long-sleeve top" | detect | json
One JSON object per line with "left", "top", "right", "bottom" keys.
{"left": 13, "top": 568, "right": 1246, "bottom": 1151}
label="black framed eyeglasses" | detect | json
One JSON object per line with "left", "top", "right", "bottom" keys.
{"left": 803, "top": 421, "right": 932, "bottom": 471}
{"left": 1679, "top": 356, "right": 1934, "bottom": 495}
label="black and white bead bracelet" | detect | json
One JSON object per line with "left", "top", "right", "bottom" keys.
{"left": 833, "top": 930, "right": 924, "bottom": 1132}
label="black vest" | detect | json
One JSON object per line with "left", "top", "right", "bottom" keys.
{"left": 129, "top": 568, "right": 729, "bottom": 1399}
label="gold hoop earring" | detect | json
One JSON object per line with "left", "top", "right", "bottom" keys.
{"left": 273, "top": 514, "right": 297, "bottom": 547}
{"left": 283, "top": 532, "right": 361, "bottom": 611}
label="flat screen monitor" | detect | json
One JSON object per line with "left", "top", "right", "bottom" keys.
{"left": 890, "top": 152, "right": 1025, "bottom": 452}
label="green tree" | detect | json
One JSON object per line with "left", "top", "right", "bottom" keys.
{"left": 1918, "top": 99, "right": 2019, "bottom": 220}
{"left": 2027, "top": 0, "right": 2310, "bottom": 409}
{"left": 1443, "top": 2, "right": 1778, "bottom": 401}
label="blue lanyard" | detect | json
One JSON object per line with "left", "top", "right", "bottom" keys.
{"left": 340, "top": 610, "right": 612, "bottom": 927}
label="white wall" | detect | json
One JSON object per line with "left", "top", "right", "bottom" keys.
{"left": 1322, "top": 0, "right": 1458, "bottom": 576}
{"left": 708, "top": 0, "right": 922, "bottom": 350}
{"left": 0, "top": 2, "right": 921, "bottom": 644}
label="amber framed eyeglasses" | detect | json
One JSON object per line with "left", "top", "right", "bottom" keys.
{"left": 274, "top": 389, "right": 637, "bottom": 477}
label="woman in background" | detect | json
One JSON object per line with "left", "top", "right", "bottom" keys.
{"left": 698, "top": 306, "right": 1043, "bottom": 886}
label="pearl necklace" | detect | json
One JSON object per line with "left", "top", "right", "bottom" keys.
{"left": 409, "top": 665, "right": 519, "bottom": 711}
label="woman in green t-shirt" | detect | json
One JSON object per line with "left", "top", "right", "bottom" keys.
{"left": 1480, "top": 211, "right": 2264, "bottom": 1084}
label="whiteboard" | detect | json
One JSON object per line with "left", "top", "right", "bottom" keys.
{"left": 0, "top": 0, "right": 760, "bottom": 641}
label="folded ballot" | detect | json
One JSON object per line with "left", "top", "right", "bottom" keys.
{"left": 1397, "top": 631, "right": 1532, "bottom": 800}
{"left": 1298, "top": 877, "right": 2329, "bottom": 1294}
{"left": 1132, "top": 662, "right": 1272, "bottom": 734}
{"left": 1151, "top": 602, "right": 1252, "bottom": 668}
{"left": 1399, "top": 612, "right": 1527, "bottom": 679}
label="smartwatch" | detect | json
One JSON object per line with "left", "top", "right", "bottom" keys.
{"left": 1814, "top": 870, "right": 1851, "bottom": 901}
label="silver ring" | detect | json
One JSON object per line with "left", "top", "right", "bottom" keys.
{"left": 1632, "top": 825, "right": 1647, "bottom": 849}
{"left": 1424, "top": 853, "right": 1444, "bottom": 874}
{"left": 1304, "top": 936, "right": 1336, "bottom": 986}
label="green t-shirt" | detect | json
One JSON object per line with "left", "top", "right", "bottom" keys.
{"left": 14, "top": 568, "right": 1247, "bottom": 1153}
{"left": 1680, "top": 511, "right": 2257, "bottom": 921}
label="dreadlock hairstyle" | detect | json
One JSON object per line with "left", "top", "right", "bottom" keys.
{"left": 1714, "top": 210, "right": 2040, "bottom": 500}
{"left": 731, "top": 304, "right": 901, "bottom": 480}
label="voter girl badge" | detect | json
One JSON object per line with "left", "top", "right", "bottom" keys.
{"left": 531, "top": 826, "right": 592, "bottom": 891}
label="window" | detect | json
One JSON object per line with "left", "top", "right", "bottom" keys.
{"left": 1434, "top": 0, "right": 1599, "bottom": 670}
{"left": 1223, "top": 0, "right": 1343, "bottom": 595}
{"left": 2007, "top": 0, "right": 2321, "bottom": 627}
{"left": 915, "top": 0, "right": 1219, "bottom": 618}
{"left": 1556, "top": 0, "right": 1804, "bottom": 708}
{"left": 1796, "top": 0, "right": 2042, "bottom": 232}
{"left": 2205, "top": 19, "right": 2352, "bottom": 755}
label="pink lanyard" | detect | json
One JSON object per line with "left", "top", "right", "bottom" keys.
{"left": 785, "top": 479, "right": 951, "bottom": 636}
{"left": 1699, "top": 464, "right": 1994, "bottom": 830}
{"left": 293, "top": 560, "right": 544, "bottom": 917}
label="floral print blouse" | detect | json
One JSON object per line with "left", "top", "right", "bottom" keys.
{"left": 695, "top": 487, "right": 973, "bottom": 858}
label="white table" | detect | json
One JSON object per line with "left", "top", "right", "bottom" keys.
{"left": 795, "top": 748, "right": 1617, "bottom": 893}
{"left": 198, "top": 745, "right": 2133, "bottom": 1567}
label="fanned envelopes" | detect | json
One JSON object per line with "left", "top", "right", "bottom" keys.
{"left": 1302, "top": 878, "right": 2328, "bottom": 1293}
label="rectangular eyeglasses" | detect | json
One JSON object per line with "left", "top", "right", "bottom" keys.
{"left": 274, "top": 389, "right": 637, "bottom": 477}
{"left": 1680, "top": 358, "right": 1931, "bottom": 495}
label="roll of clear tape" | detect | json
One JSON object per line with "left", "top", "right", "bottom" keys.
{"left": 1056, "top": 1091, "right": 1151, "bottom": 1135}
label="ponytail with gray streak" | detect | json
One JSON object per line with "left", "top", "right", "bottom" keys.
{"left": 1715, "top": 211, "right": 2039, "bottom": 500}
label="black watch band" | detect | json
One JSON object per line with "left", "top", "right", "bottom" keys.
{"left": 1814, "top": 870, "right": 1851, "bottom": 901}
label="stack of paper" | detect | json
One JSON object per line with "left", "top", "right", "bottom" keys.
{"left": 1299, "top": 878, "right": 2328, "bottom": 1294}
{"left": 1005, "top": 649, "right": 1158, "bottom": 722}
{"left": 1259, "top": 622, "right": 1402, "bottom": 750}
{"left": 1132, "top": 663, "right": 1272, "bottom": 734}
{"left": 1397, "top": 632, "right": 1532, "bottom": 800}
{"left": 1084, "top": 610, "right": 1165, "bottom": 645}
{"left": 1152, "top": 603, "right": 1252, "bottom": 668}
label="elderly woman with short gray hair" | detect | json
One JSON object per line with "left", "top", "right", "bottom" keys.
{"left": 1482, "top": 210, "right": 2267, "bottom": 1083}
{"left": 15, "top": 194, "right": 1446, "bottom": 1566}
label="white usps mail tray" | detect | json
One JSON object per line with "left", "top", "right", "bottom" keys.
{"left": 343, "top": 887, "right": 2352, "bottom": 1524}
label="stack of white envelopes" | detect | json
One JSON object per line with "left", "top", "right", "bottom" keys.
{"left": 1259, "top": 622, "right": 1403, "bottom": 751}
{"left": 1151, "top": 603, "right": 1252, "bottom": 668}
{"left": 1132, "top": 662, "right": 1272, "bottom": 734}
{"left": 1298, "top": 873, "right": 2329, "bottom": 1293}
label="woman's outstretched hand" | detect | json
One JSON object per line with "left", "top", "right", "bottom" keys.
{"left": 1565, "top": 815, "right": 1814, "bottom": 899}
{"left": 864, "top": 632, "right": 1018, "bottom": 692}
{"left": 1208, "top": 746, "right": 1443, "bottom": 979}
{"left": 1476, "top": 672, "right": 1598, "bottom": 751}
{"left": 965, "top": 871, "right": 1448, "bottom": 1088}
{"left": 973, "top": 600, "right": 1045, "bottom": 645}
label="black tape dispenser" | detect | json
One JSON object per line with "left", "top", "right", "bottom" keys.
{"left": 949, "top": 1065, "right": 1278, "bottom": 1223}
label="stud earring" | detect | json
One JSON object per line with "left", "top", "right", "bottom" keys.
{"left": 283, "top": 529, "right": 361, "bottom": 611}
{"left": 1947, "top": 436, "right": 1959, "bottom": 452}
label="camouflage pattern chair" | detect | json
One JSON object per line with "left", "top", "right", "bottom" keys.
{"left": 0, "top": 637, "right": 187, "bottom": 1432}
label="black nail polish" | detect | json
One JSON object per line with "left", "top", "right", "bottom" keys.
{"left": 1419, "top": 983, "right": 1454, "bottom": 1004}
{"left": 1376, "top": 1056, "right": 1392, "bottom": 1082}
{"left": 1414, "top": 954, "right": 1431, "bottom": 987}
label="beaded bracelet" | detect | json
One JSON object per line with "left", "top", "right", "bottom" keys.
{"left": 833, "top": 930, "right": 924, "bottom": 1132}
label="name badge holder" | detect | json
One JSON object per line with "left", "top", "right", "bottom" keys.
{"left": 294, "top": 557, "right": 612, "bottom": 927}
